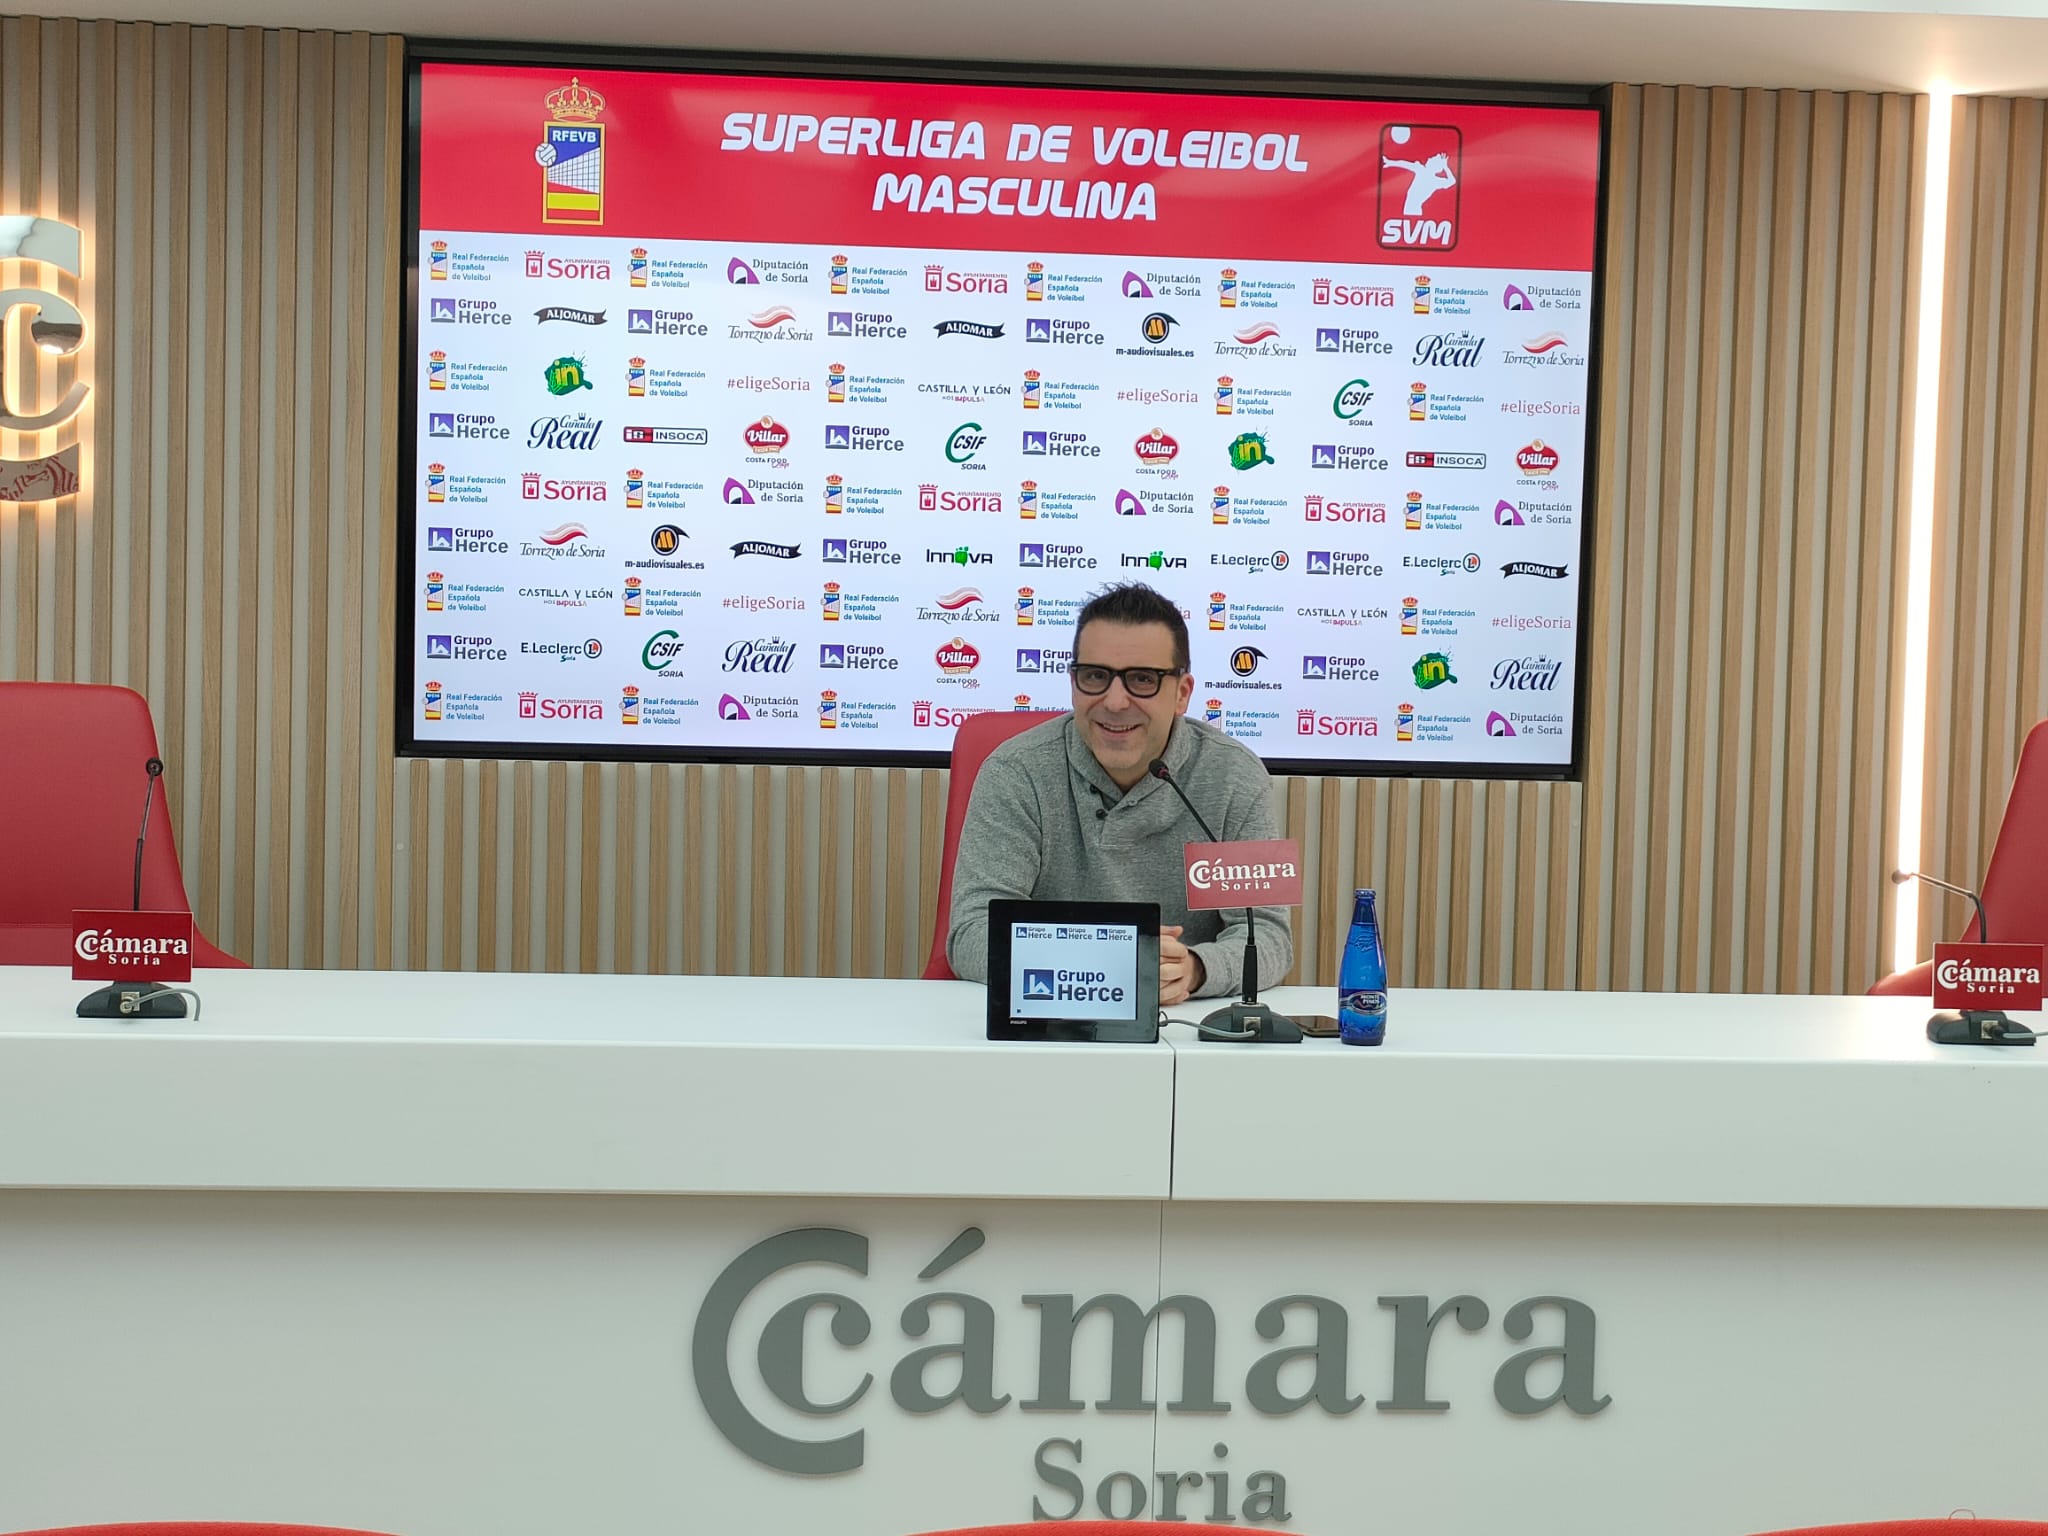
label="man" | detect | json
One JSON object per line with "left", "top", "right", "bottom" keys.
{"left": 946, "top": 582, "right": 1293, "bottom": 1005}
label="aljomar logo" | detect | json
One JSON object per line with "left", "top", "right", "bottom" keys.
{"left": 692, "top": 1225, "right": 1608, "bottom": 1520}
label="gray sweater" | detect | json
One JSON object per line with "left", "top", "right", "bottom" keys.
{"left": 946, "top": 713, "right": 1294, "bottom": 997}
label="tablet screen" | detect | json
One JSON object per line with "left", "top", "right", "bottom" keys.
{"left": 1008, "top": 922, "right": 1142, "bottom": 1024}
{"left": 986, "top": 899, "right": 1160, "bottom": 1043}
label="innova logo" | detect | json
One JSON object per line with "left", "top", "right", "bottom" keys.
{"left": 690, "top": 1223, "right": 1609, "bottom": 1492}
{"left": 0, "top": 215, "right": 89, "bottom": 500}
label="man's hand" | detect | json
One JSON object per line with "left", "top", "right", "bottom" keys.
{"left": 1160, "top": 925, "right": 1206, "bottom": 1007}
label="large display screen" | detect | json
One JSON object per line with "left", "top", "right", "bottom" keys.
{"left": 404, "top": 57, "right": 1602, "bottom": 771}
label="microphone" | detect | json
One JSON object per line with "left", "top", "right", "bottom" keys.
{"left": 1147, "top": 756, "right": 1300, "bottom": 1045}
{"left": 1892, "top": 867, "right": 1989, "bottom": 941}
{"left": 1891, "top": 867, "right": 2034, "bottom": 1046}
{"left": 78, "top": 754, "right": 191, "bottom": 1021}
{"left": 133, "top": 757, "right": 163, "bottom": 911}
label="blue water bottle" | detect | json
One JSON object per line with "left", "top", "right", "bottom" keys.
{"left": 1338, "top": 888, "right": 1388, "bottom": 1046}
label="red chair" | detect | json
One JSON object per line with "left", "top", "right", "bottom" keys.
{"left": 1753, "top": 1523, "right": 2048, "bottom": 1535}
{"left": 0, "top": 682, "right": 243, "bottom": 968}
{"left": 1873, "top": 719, "right": 2048, "bottom": 996}
{"left": 920, "top": 709, "right": 1062, "bottom": 980}
{"left": 4, "top": 1527, "right": 404, "bottom": 1536}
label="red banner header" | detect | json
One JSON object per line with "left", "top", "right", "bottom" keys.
{"left": 419, "top": 63, "right": 1601, "bottom": 269}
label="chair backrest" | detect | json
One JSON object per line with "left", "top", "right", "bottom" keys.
{"left": 0, "top": 682, "right": 239, "bottom": 966}
{"left": 1753, "top": 1523, "right": 2048, "bottom": 1535}
{"left": 1870, "top": 717, "right": 2048, "bottom": 995}
{"left": 1974, "top": 717, "right": 2048, "bottom": 944}
{"left": 3, "top": 1526, "right": 407, "bottom": 1536}
{"left": 920, "top": 709, "right": 1063, "bottom": 980}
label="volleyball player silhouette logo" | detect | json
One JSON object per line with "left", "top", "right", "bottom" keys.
{"left": 1377, "top": 124, "right": 1462, "bottom": 251}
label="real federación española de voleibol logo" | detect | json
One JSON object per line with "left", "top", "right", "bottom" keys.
{"left": 535, "top": 76, "right": 607, "bottom": 226}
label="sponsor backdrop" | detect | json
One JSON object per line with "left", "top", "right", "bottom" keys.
{"left": 408, "top": 62, "right": 1601, "bottom": 768}
{"left": 2, "top": 26, "right": 1963, "bottom": 997}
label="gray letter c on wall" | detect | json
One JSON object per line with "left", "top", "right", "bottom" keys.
{"left": 692, "top": 1226, "right": 874, "bottom": 1476}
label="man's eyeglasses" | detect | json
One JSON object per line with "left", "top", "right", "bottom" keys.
{"left": 1070, "top": 664, "right": 1183, "bottom": 698}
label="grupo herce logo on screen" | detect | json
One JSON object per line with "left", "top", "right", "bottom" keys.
{"left": 0, "top": 216, "right": 89, "bottom": 501}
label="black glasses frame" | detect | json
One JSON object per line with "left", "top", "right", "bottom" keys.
{"left": 1069, "top": 664, "right": 1185, "bottom": 698}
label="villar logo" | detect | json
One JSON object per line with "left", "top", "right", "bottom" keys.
{"left": 0, "top": 216, "right": 88, "bottom": 502}
{"left": 535, "top": 77, "right": 607, "bottom": 226}
{"left": 689, "top": 1224, "right": 1610, "bottom": 1519}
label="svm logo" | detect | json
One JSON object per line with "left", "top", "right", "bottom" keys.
{"left": 1378, "top": 123, "right": 1460, "bottom": 251}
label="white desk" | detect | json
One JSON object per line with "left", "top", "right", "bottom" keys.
{"left": 0, "top": 967, "right": 1173, "bottom": 1199}
{"left": 1, "top": 968, "right": 2043, "bottom": 1536}
{"left": 1171, "top": 985, "right": 2048, "bottom": 1209}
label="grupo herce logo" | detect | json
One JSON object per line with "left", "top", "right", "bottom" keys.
{"left": 535, "top": 77, "right": 607, "bottom": 226}
{"left": 0, "top": 216, "right": 89, "bottom": 501}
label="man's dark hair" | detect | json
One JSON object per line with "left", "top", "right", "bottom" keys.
{"left": 1073, "top": 582, "right": 1191, "bottom": 673}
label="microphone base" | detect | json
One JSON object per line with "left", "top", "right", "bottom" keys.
{"left": 1198, "top": 999, "right": 1302, "bottom": 1045}
{"left": 1927, "top": 1009, "right": 2037, "bottom": 1047}
{"left": 77, "top": 981, "right": 189, "bottom": 1021}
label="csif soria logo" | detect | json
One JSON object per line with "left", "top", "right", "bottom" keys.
{"left": 534, "top": 76, "right": 607, "bottom": 226}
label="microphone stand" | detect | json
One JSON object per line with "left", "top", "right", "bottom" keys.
{"left": 1148, "top": 758, "right": 1300, "bottom": 1045}
{"left": 78, "top": 758, "right": 192, "bottom": 1021}
{"left": 1891, "top": 869, "right": 2035, "bottom": 1046}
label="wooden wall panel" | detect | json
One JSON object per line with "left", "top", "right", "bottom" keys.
{"left": 0, "top": 45, "right": 1940, "bottom": 994}
{"left": 1919, "top": 97, "right": 2048, "bottom": 956}
{"left": 1583, "top": 84, "right": 1919, "bottom": 995}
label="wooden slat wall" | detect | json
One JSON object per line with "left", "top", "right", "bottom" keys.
{"left": 1581, "top": 85, "right": 1921, "bottom": 995}
{"left": 0, "top": 41, "right": 1942, "bottom": 994}
{"left": 1918, "top": 97, "right": 2048, "bottom": 958}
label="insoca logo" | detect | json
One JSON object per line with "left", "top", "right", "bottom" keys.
{"left": 690, "top": 1223, "right": 1610, "bottom": 1500}
{"left": 0, "top": 215, "right": 88, "bottom": 500}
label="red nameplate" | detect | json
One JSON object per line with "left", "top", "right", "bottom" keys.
{"left": 1933, "top": 941, "right": 2045, "bottom": 1012}
{"left": 1184, "top": 839, "right": 1305, "bottom": 910}
{"left": 72, "top": 910, "right": 194, "bottom": 983}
